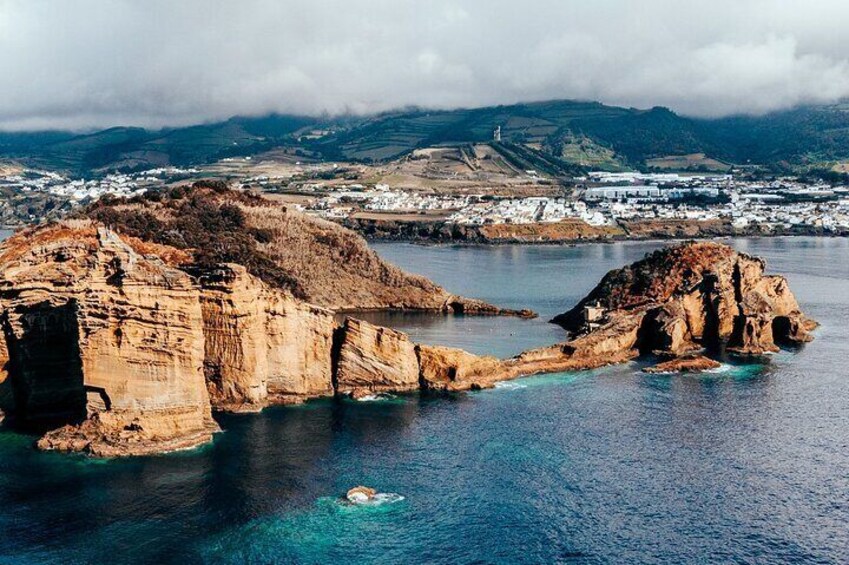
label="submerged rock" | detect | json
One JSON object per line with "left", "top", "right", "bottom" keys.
{"left": 346, "top": 486, "right": 377, "bottom": 503}
{"left": 643, "top": 355, "right": 722, "bottom": 374}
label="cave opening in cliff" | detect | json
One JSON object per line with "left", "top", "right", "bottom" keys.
{"left": 700, "top": 274, "right": 723, "bottom": 352}
{"left": 4, "top": 301, "right": 87, "bottom": 432}
{"left": 772, "top": 315, "right": 798, "bottom": 348}
{"left": 448, "top": 301, "right": 465, "bottom": 315}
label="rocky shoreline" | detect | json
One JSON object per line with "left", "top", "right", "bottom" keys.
{"left": 339, "top": 216, "right": 849, "bottom": 245}
{"left": 0, "top": 187, "right": 817, "bottom": 457}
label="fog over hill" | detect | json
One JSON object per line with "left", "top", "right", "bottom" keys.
{"left": 3, "top": 99, "right": 849, "bottom": 175}
{"left": 2, "top": 1, "right": 849, "bottom": 130}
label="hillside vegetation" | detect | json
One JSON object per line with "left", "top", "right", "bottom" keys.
{"left": 82, "top": 182, "right": 492, "bottom": 311}
{"left": 5, "top": 100, "right": 849, "bottom": 174}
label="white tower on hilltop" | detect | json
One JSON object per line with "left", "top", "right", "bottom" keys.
{"left": 493, "top": 125, "right": 501, "bottom": 142}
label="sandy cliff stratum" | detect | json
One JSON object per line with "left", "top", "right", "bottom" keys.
{"left": 0, "top": 195, "right": 815, "bottom": 456}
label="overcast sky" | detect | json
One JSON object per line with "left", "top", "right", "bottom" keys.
{"left": 1, "top": 0, "right": 849, "bottom": 131}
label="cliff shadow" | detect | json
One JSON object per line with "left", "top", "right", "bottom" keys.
{"left": 2, "top": 301, "right": 87, "bottom": 433}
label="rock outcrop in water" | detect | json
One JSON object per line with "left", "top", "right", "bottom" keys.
{"left": 346, "top": 486, "right": 377, "bottom": 503}
{"left": 0, "top": 223, "right": 814, "bottom": 457}
{"left": 339, "top": 242, "right": 817, "bottom": 390}
{"left": 552, "top": 241, "right": 817, "bottom": 362}
{"left": 642, "top": 355, "right": 722, "bottom": 374}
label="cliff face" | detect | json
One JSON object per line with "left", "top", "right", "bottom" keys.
{"left": 0, "top": 219, "right": 531, "bottom": 456}
{"left": 0, "top": 224, "right": 342, "bottom": 453}
{"left": 261, "top": 291, "right": 336, "bottom": 404}
{"left": 0, "top": 232, "right": 815, "bottom": 457}
{"left": 0, "top": 223, "right": 217, "bottom": 456}
{"left": 552, "top": 241, "right": 817, "bottom": 359}
{"left": 194, "top": 264, "right": 335, "bottom": 411}
{"left": 335, "top": 318, "right": 420, "bottom": 398}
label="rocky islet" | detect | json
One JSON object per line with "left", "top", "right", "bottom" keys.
{"left": 0, "top": 190, "right": 816, "bottom": 456}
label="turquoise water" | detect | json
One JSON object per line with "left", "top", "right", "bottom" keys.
{"left": 2, "top": 238, "right": 849, "bottom": 563}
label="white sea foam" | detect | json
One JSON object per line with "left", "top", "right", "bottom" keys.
{"left": 343, "top": 493, "right": 405, "bottom": 507}
{"left": 371, "top": 493, "right": 405, "bottom": 504}
{"left": 355, "top": 393, "right": 397, "bottom": 402}
{"left": 494, "top": 381, "right": 527, "bottom": 390}
{"left": 638, "top": 363, "right": 733, "bottom": 376}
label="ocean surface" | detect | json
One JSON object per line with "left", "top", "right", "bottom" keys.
{"left": 1, "top": 237, "right": 848, "bottom": 564}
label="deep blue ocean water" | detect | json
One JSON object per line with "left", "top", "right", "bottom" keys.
{"left": 1, "top": 237, "right": 848, "bottom": 564}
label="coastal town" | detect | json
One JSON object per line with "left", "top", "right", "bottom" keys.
{"left": 0, "top": 166, "right": 200, "bottom": 225}
{"left": 2, "top": 163, "right": 849, "bottom": 235}
{"left": 273, "top": 170, "right": 849, "bottom": 234}
{"left": 0, "top": 166, "right": 198, "bottom": 201}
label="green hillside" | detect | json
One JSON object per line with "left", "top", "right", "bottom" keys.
{"left": 3, "top": 100, "right": 849, "bottom": 175}
{"left": 0, "top": 116, "right": 315, "bottom": 175}
{"left": 693, "top": 103, "right": 849, "bottom": 166}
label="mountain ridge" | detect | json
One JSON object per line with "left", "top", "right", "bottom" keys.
{"left": 3, "top": 99, "right": 849, "bottom": 175}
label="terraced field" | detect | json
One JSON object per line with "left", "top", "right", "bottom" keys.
{"left": 5, "top": 99, "right": 849, "bottom": 174}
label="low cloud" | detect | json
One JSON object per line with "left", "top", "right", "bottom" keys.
{"left": 1, "top": 0, "right": 849, "bottom": 130}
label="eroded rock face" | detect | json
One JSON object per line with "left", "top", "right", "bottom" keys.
{"left": 418, "top": 345, "right": 505, "bottom": 392}
{"left": 262, "top": 293, "right": 336, "bottom": 404}
{"left": 196, "top": 265, "right": 270, "bottom": 410}
{"left": 552, "top": 242, "right": 816, "bottom": 358}
{"left": 335, "top": 318, "right": 420, "bottom": 398}
{"left": 0, "top": 220, "right": 532, "bottom": 456}
{"left": 0, "top": 232, "right": 815, "bottom": 457}
{"left": 36, "top": 409, "right": 218, "bottom": 457}
{"left": 196, "top": 264, "right": 335, "bottom": 411}
{"left": 0, "top": 223, "right": 218, "bottom": 456}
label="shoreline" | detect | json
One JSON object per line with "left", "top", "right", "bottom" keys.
{"left": 360, "top": 227, "right": 849, "bottom": 247}
{"left": 0, "top": 228, "right": 816, "bottom": 457}
{"left": 337, "top": 215, "right": 849, "bottom": 246}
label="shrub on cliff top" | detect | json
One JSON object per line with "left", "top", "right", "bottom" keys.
{"left": 84, "top": 185, "right": 305, "bottom": 297}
